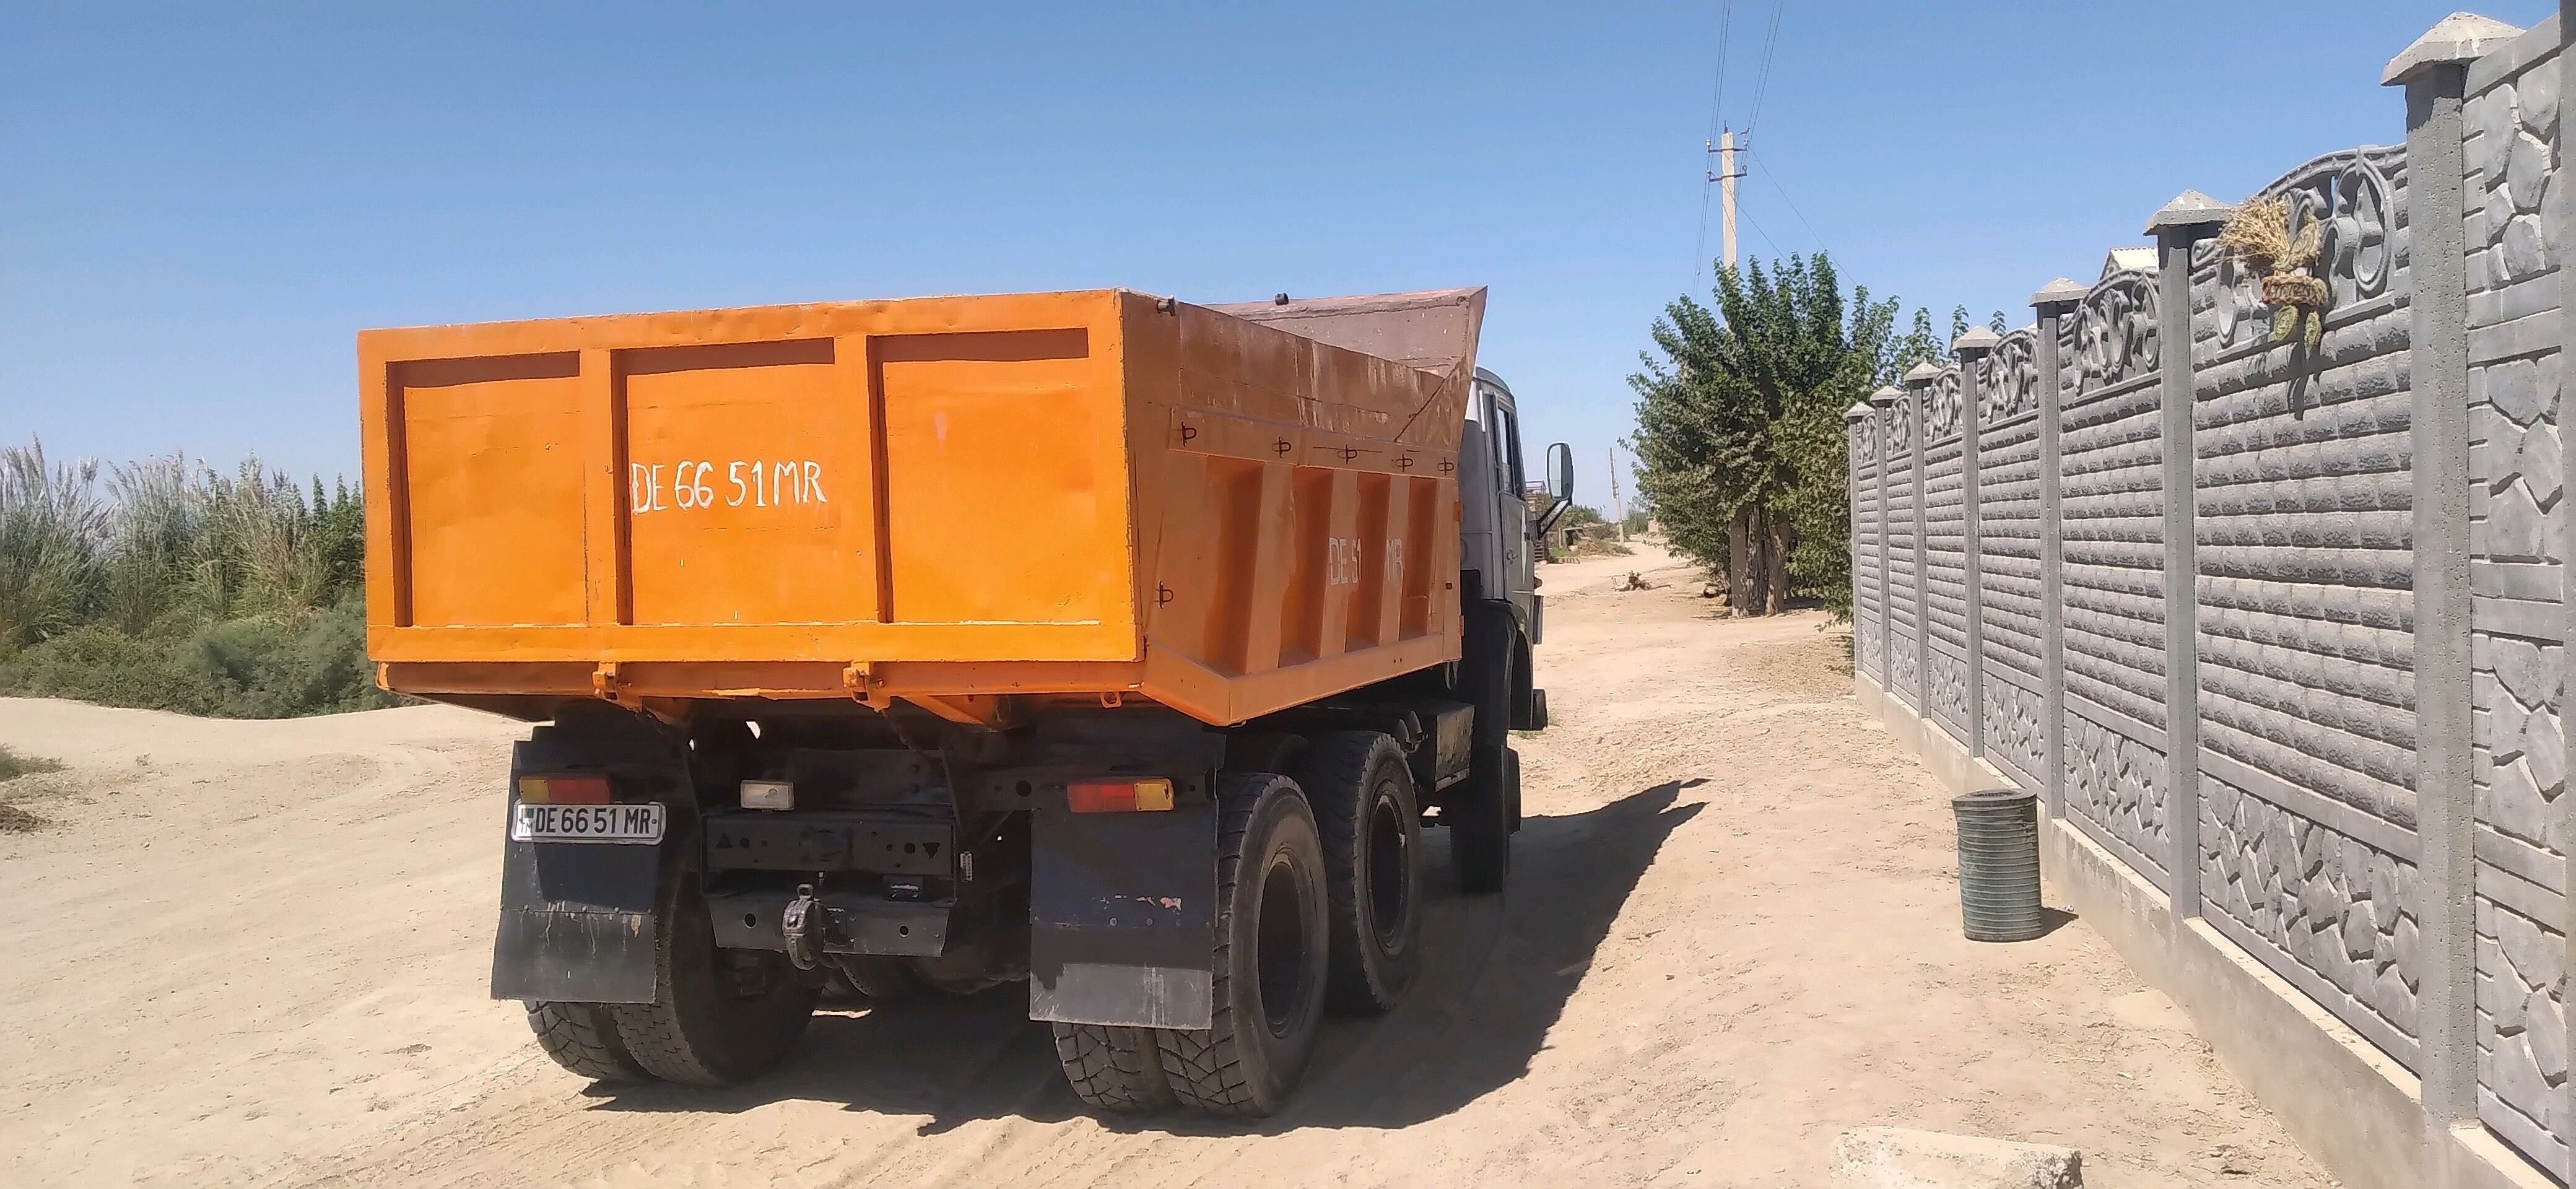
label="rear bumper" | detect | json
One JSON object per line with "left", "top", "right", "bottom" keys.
{"left": 703, "top": 887, "right": 952, "bottom": 957}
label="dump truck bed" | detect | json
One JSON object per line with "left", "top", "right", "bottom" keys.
{"left": 360, "top": 288, "right": 1479, "bottom": 726}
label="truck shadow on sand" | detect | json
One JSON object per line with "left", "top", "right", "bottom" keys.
{"left": 580, "top": 780, "right": 1707, "bottom": 1135}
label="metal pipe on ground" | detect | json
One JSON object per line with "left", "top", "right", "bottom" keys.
{"left": 1952, "top": 788, "right": 2042, "bottom": 943}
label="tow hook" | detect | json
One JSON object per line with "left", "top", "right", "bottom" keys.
{"left": 780, "top": 883, "right": 823, "bottom": 970}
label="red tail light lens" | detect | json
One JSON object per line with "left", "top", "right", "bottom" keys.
{"left": 517, "top": 775, "right": 611, "bottom": 804}
{"left": 1067, "top": 778, "right": 1176, "bottom": 813}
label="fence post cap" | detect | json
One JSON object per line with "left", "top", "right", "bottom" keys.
{"left": 1952, "top": 326, "right": 2001, "bottom": 355}
{"left": 1844, "top": 402, "right": 1872, "bottom": 420}
{"left": 2030, "top": 277, "right": 2087, "bottom": 308}
{"left": 2383, "top": 12, "right": 2522, "bottom": 86}
{"left": 2144, "top": 190, "right": 2234, "bottom": 236}
{"left": 1868, "top": 385, "right": 1903, "bottom": 406}
{"left": 1902, "top": 362, "right": 1946, "bottom": 386}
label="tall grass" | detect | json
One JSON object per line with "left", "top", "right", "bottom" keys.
{"left": 0, "top": 437, "right": 391, "bottom": 717}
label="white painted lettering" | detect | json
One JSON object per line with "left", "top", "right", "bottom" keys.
{"left": 619, "top": 459, "right": 829, "bottom": 516}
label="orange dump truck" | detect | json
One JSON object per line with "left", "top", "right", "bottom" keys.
{"left": 360, "top": 287, "right": 1570, "bottom": 1115}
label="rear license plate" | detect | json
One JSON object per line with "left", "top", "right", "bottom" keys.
{"left": 511, "top": 801, "right": 666, "bottom": 845}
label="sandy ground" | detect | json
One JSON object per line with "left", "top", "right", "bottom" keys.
{"left": 0, "top": 542, "right": 2333, "bottom": 1187}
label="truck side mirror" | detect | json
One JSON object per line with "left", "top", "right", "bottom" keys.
{"left": 1537, "top": 442, "right": 1575, "bottom": 533}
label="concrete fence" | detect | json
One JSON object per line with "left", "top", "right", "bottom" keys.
{"left": 1847, "top": 14, "right": 2573, "bottom": 1188}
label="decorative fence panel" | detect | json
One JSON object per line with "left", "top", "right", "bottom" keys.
{"left": 2056, "top": 272, "right": 2173, "bottom": 887}
{"left": 2190, "top": 144, "right": 2426, "bottom": 1071}
{"left": 1923, "top": 367, "right": 1973, "bottom": 745}
{"left": 1853, "top": 410, "right": 1884, "bottom": 679}
{"left": 1979, "top": 332, "right": 2047, "bottom": 787}
{"left": 1886, "top": 399, "right": 1921, "bottom": 707}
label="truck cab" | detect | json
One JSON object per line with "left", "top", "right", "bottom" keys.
{"left": 1461, "top": 367, "right": 1570, "bottom": 732}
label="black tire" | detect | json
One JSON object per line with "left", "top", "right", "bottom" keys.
{"left": 1052, "top": 1024, "right": 1176, "bottom": 1113}
{"left": 607, "top": 860, "right": 820, "bottom": 1086}
{"left": 1155, "top": 773, "right": 1331, "bottom": 1117}
{"left": 1510, "top": 635, "right": 1541, "bottom": 730}
{"left": 836, "top": 956, "right": 928, "bottom": 1004}
{"left": 1453, "top": 602, "right": 1516, "bottom": 894}
{"left": 526, "top": 1001, "right": 651, "bottom": 1082}
{"left": 1505, "top": 746, "right": 1523, "bottom": 834}
{"left": 1292, "top": 731, "right": 1424, "bottom": 1015}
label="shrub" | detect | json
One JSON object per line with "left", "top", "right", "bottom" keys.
{"left": 0, "top": 601, "right": 398, "bottom": 718}
{"left": 0, "top": 438, "right": 388, "bottom": 718}
{"left": 0, "top": 744, "right": 64, "bottom": 782}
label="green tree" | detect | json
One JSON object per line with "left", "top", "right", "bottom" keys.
{"left": 1631, "top": 254, "right": 1930, "bottom": 617}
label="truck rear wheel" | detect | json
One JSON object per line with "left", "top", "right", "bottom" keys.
{"left": 608, "top": 863, "right": 819, "bottom": 1086}
{"left": 1052, "top": 1024, "right": 1176, "bottom": 1113}
{"left": 1155, "top": 773, "right": 1330, "bottom": 1117}
{"left": 1453, "top": 603, "right": 1516, "bottom": 894}
{"left": 526, "top": 1001, "right": 651, "bottom": 1082}
{"left": 1294, "top": 732, "right": 1424, "bottom": 1014}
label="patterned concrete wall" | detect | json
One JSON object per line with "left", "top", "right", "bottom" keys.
{"left": 2187, "top": 144, "right": 2429, "bottom": 1068}
{"left": 1886, "top": 401, "right": 1920, "bottom": 707}
{"left": 1842, "top": 13, "right": 2572, "bottom": 1185}
{"left": 1854, "top": 414, "right": 1884, "bottom": 678}
{"left": 1923, "top": 367, "right": 1973, "bottom": 744}
{"left": 2058, "top": 271, "right": 2172, "bottom": 885}
{"left": 2467, "top": 21, "right": 2569, "bottom": 1177}
{"left": 2201, "top": 775, "right": 2425, "bottom": 1063}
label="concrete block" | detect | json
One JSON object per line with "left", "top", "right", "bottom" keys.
{"left": 1829, "top": 1127, "right": 2082, "bottom": 1188}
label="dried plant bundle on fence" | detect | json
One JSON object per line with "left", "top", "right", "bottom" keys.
{"left": 2219, "top": 196, "right": 2328, "bottom": 349}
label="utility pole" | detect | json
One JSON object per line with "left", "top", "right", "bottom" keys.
{"left": 1707, "top": 129, "right": 1744, "bottom": 271}
{"left": 1608, "top": 446, "right": 1625, "bottom": 541}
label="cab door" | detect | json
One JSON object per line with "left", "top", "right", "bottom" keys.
{"left": 1482, "top": 377, "right": 1534, "bottom": 628}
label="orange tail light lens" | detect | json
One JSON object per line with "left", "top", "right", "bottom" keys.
{"left": 1067, "top": 778, "right": 1176, "bottom": 813}
{"left": 517, "top": 775, "right": 612, "bottom": 804}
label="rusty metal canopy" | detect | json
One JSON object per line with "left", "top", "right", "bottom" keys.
{"left": 1207, "top": 287, "right": 1487, "bottom": 391}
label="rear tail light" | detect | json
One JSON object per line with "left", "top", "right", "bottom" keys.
{"left": 517, "top": 775, "right": 611, "bottom": 804}
{"left": 1068, "top": 778, "right": 1176, "bottom": 813}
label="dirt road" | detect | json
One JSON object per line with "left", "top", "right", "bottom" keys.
{"left": 0, "top": 544, "right": 2330, "bottom": 1187}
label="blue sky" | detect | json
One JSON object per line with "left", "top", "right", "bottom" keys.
{"left": 2, "top": 1, "right": 2549, "bottom": 514}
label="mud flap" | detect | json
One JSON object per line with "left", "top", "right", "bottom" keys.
{"left": 489, "top": 801, "right": 664, "bottom": 1003}
{"left": 1028, "top": 799, "right": 1219, "bottom": 1029}
{"left": 489, "top": 726, "right": 685, "bottom": 1004}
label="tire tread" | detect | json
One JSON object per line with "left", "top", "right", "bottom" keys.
{"left": 1156, "top": 775, "right": 1276, "bottom": 1115}
{"left": 1292, "top": 731, "right": 1419, "bottom": 1014}
{"left": 1051, "top": 1024, "right": 1175, "bottom": 1112}
{"left": 526, "top": 1001, "right": 651, "bottom": 1082}
{"left": 606, "top": 866, "right": 817, "bottom": 1087}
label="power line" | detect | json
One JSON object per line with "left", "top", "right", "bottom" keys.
{"left": 1706, "top": 0, "right": 1734, "bottom": 142}
{"left": 1741, "top": 0, "right": 1785, "bottom": 134}
{"left": 1693, "top": 179, "right": 1716, "bottom": 292}
{"left": 1747, "top": 146, "right": 1827, "bottom": 253}
{"left": 1692, "top": 1, "right": 1736, "bottom": 290}
{"left": 1740, "top": 205, "right": 1785, "bottom": 263}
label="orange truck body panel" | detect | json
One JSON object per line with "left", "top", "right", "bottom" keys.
{"left": 359, "top": 289, "right": 1477, "bottom": 726}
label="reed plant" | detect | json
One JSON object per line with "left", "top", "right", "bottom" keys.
{"left": 0, "top": 437, "right": 389, "bottom": 717}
